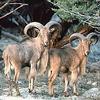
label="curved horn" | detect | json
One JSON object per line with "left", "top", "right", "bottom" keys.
{"left": 69, "top": 33, "right": 86, "bottom": 47}
{"left": 45, "top": 21, "right": 62, "bottom": 33}
{"left": 70, "top": 33, "right": 85, "bottom": 41}
{"left": 87, "top": 32, "right": 99, "bottom": 45}
{"left": 24, "top": 22, "right": 44, "bottom": 37}
{"left": 87, "top": 32, "right": 98, "bottom": 39}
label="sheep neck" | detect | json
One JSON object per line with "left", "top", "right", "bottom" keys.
{"left": 33, "top": 36, "right": 47, "bottom": 52}
{"left": 75, "top": 43, "right": 86, "bottom": 61}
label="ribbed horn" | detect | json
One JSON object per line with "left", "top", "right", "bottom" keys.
{"left": 70, "top": 33, "right": 85, "bottom": 42}
{"left": 45, "top": 21, "right": 62, "bottom": 33}
{"left": 87, "top": 32, "right": 99, "bottom": 45}
{"left": 24, "top": 22, "right": 44, "bottom": 37}
{"left": 69, "top": 33, "right": 86, "bottom": 47}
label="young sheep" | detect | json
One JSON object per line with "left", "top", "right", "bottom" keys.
{"left": 48, "top": 33, "right": 98, "bottom": 96}
{"left": 2, "top": 21, "right": 61, "bottom": 95}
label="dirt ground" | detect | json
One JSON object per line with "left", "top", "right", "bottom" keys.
{"left": 0, "top": 37, "right": 100, "bottom": 100}
{"left": 0, "top": 69, "right": 100, "bottom": 100}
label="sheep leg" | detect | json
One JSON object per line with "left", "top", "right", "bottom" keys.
{"left": 4, "top": 53, "right": 11, "bottom": 80}
{"left": 79, "top": 57, "right": 87, "bottom": 75}
{"left": 4, "top": 56, "right": 11, "bottom": 80}
{"left": 28, "top": 64, "right": 36, "bottom": 93}
{"left": 63, "top": 73, "right": 69, "bottom": 97}
{"left": 48, "top": 55, "right": 60, "bottom": 96}
{"left": 70, "top": 68, "right": 79, "bottom": 96}
{"left": 4, "top": 60, "right": 13, "bottom": 96}
{"left": 7, "top": 79, "right": 12, "bottom": 96}
{"left": 12, "top": 63, "right": 20, "bottom": 96}
{"left": 5, "top": 71, "right": 12, "bottom": 95}
{"left": 48, "top": 69, "right": 58, "bottom": 96}
{"left": 5, "top": 66, "right": 12, "bottom": 96}
{"left": 7, "top": 70, "right": 20, "bottom": 95}
{"left": 25, "top": 67, "right": 30, "bottom": 80}
{"left": 14, "top": 67, "right": 20, "bottom": 83}
{"left": 28, "top": 78, "right": 34, "bottom": 93}
{"left": 39, "top": 48, "right": 48, "bottom": 75}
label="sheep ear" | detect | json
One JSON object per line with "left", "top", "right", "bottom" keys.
{"left": 90, "top": 35, "right": 98, "bottom": 45}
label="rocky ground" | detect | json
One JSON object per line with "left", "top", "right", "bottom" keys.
{"left": 0, "top": 36, "right": 100, "bottom": 100}
{"left": 0, "top": 70, "right": 100, "bottom": 100}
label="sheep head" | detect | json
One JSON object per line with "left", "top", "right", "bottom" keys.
{"left": 69, "top": 33, "right": 98, "bottom": 56}
{"left": 24, "top": 22, "right": 49, "bottom": 47}
{"left": 24, "top": 21, "right": 62, "bottom": 48}
{"left": 45, "top": 21, "right": 62, "bottom": 48}
{"left": 24, "top": 22, "right": 44, "bottom": 37}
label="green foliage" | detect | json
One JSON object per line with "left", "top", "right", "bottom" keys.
{"left": 51, "top": 0, "right": 100, "bottom": 27}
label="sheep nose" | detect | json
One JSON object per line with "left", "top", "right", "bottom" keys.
{"left": 87, "top": 51, "right": 90, "bottom": 55}
{"left": 85, "top": 51, "right": 89, "bottom": 56}
{"left": 44, "top": 42, "right": 49, "bottom": 47}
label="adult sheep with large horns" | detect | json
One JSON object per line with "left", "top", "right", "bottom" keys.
{"left": 48, "top": 32, "right": 98, "bottom": 96}
{"left": 2, "top": 21, "right": 62, "bottom": 95}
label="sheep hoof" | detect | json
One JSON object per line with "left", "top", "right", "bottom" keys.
{"left": 73, "top": 92, "right": 79, "bottom": 96}
{"left": 49, "top": 94, "right": 53, "bottom": 97}
{"left": 28, "top": 89, "right": 37, "bottom": 95}
{"left": 7, "top": 92, "right": 12, "bottom": 96}
{"left": 63, "top": 92, "right": 69, "bottom": 97}
{"left": 16, "top": 92, "right": 21, "bottom": 96}
{"left": 53, "top": 93, "right": 58, "bottom": 97}
{"left": 49, "top": 92, "right": 54, "bottom": 97}
{"left": 49, "top": 93, "right": 58, "bottom": 97}
{"left": 28, "top": 89, "right": 32, "bottom": 93}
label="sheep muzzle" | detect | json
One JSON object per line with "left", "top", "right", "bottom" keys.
{"left": 44, "top": 41, "right": 49, "bottom": 47}
{"left": 85, "top": 51, "right": 89, "bottom": 56}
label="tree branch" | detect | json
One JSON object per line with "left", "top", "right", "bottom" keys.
{"left": 0, "top": 0, "right": 11, "bottom": 10}
{"left": 0, "top": 3, "right": 28, "bottom": 20}
{"left": 1, "top": 31, "right": 20, "bottom": 42}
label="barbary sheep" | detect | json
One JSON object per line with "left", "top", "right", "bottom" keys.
{"left": 48, "top": 32, "right": 98, "bottom": 96}
{"left": 2, "top": 21, "right": 61, "bottom": 95}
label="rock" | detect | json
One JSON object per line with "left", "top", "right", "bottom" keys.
{"left": 0, "top": 49, "right": 3, "bottom": 61}
{"left": 87, "top": 81, "right": 92, "bottom": 85}
{"left": 82, "top": 88, "right": 100, "bottom": 98}
{"left": 0, "top": 60, "right": 4, "bottom": 71}
{"left": 88, "top": 40, "right": 100, "bottom": 62}
{"left": 87, "top": 61, "right": 100, "bottom": 72}
{"left": 92, "top": 82, "right": 97, "bottom": 86}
